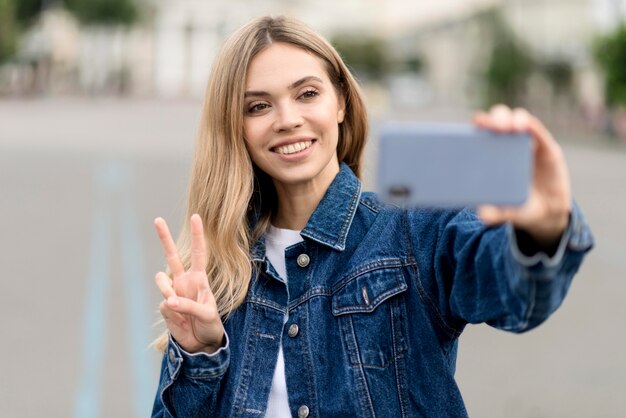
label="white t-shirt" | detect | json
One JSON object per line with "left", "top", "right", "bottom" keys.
{"left": 264, "top": 225, "right": 303, "bottom": 418}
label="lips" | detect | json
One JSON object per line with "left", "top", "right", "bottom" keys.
{"left": 272, "top": 139, "right": 314, "bottom": 155}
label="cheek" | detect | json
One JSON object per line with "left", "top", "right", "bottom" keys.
{"left": 311, "top": 105, "right": 341, "bottom": 129}
{"left": 243, "top": 139, "right": 262, "bottom": 166}
{"left": 243, "top": 120, "right": 264, "bottom": 149}
{"left": 322, "top": 109, "right": 342, "bottom": 141}
{"left": 242, "top": 128, "right": 267, "bottom": 169}
{"left": 242, "top": 121, "right": 254, "bottom": 144}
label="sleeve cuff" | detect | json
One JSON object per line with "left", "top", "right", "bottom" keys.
{"left": 166, "top": 332, "right": 230, "bottom": 381}
{"left": 507, "top": 201, "right": 594, "bottom": 269}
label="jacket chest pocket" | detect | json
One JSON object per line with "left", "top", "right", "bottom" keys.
{"left": 332, "top": 265, "right": 409, "bottom": 368}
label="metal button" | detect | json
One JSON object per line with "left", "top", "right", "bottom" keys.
{"left": 298, "top": 405, "right": 309, "bottom": 418}
{"left": 168, "top": 348, "right": 175, "bottom": 363}
{"left": 288, "top": 323, "right": 300, "bottom": 338}
{"left": 297, "top": 253, "right": 310, "bottom": 267}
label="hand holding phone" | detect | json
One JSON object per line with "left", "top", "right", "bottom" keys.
{"left": 377, "top": 105, "right": 572, "bottom": 249}
{"left": 473, "top": 105, "right": 572, "bottom": 247}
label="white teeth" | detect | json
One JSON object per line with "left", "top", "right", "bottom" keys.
{"left": 275, "top": 140, "right": 312, "bottom": 155}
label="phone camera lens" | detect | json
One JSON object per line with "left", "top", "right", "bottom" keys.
{"left": 388, "top": 185, "right": 411, "bottom": 199}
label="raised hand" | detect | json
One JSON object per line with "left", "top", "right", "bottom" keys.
{"left": 154, "top": 214, "right": 225, "bottom": 354}
{"left": 474, "top": 105, "right": 572, "bottom": 248}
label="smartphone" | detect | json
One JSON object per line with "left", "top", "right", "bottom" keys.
{"left": 376, "top": 122, "right": 532, "bottom": 208}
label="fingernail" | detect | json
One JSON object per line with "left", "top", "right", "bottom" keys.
{"left": 168, "top": 296, "right": 179, "bottom": 308}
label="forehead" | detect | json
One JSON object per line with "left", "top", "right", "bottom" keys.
{"left": 245, "top": 42, "right": 330, "bottom": 89}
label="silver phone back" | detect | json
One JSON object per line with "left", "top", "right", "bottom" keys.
{"left": 377, "top": 123, "right": 532, "bottom": 207}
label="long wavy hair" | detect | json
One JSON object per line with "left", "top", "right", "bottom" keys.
{"left": 154, "top": 15, "right": 368, "bottom": 351}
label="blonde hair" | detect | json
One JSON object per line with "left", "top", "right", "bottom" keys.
{"left": 154, "top": 16, "right": 368, "bottom": 351}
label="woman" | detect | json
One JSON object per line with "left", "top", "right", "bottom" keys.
{"left": 151, "top": 16, "right": 593, "bottom": 418}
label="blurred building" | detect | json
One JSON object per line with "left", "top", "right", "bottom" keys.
{"left": 148, "top": 0, "right": 504, "bottom": 99}
{"left": 2, "top": 8, "right": 80, "bottom": 95}
{"left": 386, "top": 0, "right": 626, "bottom": 128}
{"left": 2, "top": 0, "right": 626, "bottom": 113}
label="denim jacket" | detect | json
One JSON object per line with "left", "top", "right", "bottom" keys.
{"left": 152, "top": 163, "right": 593, "bottom": 418}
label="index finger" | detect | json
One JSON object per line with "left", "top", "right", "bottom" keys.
{"left": 190, "top": 214, "right": 208, "bottom": 273}
{"left": 527, "top": 114, "right": 560, "bottom": 154}
{"left": 473, "top": 105, "right": 514, "bottom": 132}
{"left": 154, "top": 217, "right": 185, "bottom": 277}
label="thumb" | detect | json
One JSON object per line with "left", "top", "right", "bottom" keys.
{"left": 477, "top": 205, "right": 521, "bottom": 226}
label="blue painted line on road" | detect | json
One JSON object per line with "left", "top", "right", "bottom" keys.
{"left": 120, "top": 165, "right": 154, "bottom": 417}
{"left": 73, "top": 159, "right": 155, "bottom": 418}
{"left": 73, "top": 162, "right": 115, "bottom": 418}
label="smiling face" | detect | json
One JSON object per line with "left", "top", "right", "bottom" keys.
{"left": 243, "top": 42, "right": 346, "bottom": 191}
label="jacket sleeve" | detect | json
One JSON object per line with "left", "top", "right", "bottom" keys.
{"left": 408, "top": 201, "right": 594, "bottom": 335}
{"left": 151, "top": 332, "right": 230, "bottom": 418}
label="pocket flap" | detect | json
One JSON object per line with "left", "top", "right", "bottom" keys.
{"left": 332, "top": 268, "right": 408, "bottom": 316}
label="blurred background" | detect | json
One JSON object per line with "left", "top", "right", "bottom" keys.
{"left": 0, "top": 0, "right": 625, "bottom": 417}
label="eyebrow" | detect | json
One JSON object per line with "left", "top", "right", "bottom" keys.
{"left": 244, "top": 76, "right": 324, "bottom": 98}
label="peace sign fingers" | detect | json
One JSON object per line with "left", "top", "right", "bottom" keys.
{"left": 154, "top": 217, "right": 185, "bottom": 278}
{"left": 153, "top": 214, "right": 225, "bottom": 354}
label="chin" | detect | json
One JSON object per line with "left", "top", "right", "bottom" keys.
{"left": 273, "top": 169, "right": 319, "bottom": 185}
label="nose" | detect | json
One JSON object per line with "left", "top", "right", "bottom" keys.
{"left": 272, "top": 101, "right": 304, "bottom": 132}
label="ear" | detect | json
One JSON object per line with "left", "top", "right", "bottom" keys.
{"left": 337, "top": 95, "right": 346, "bottom": 124}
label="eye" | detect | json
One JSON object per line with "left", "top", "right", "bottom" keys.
{"left": 299, "top": 88, "right": 319, "bottom": 100}
{"left": 247, "top": 102, "right": 270, "bottom": 114}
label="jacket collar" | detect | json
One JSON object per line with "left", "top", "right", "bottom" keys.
{"left": 251, "top": 162, "right": 362, "bottom": 261}
{"left": 300, "top": 162, "right": 361, "bottom": 251}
